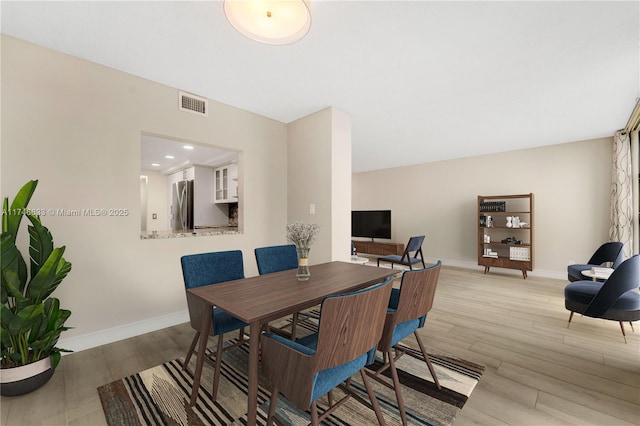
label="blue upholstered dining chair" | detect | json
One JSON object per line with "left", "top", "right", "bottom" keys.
{"left": 377, "top": 235, "right": 426, "bottom": 270}
{"left": 180, "top": 250, "right": 247, "bottom": 401}
{"left": 254, "top": 244, "right": 298, "bottom": 275}
{"left": 367, "top": 261, "right": 442, "bottom": 425}
{"left": 254, "top": 244, "right": 309, "bottom": 339}
{"left": 567, "top": 242, "right": 624, "bottom": 282}
{"left": 565, "top": 254, "right": 640, "bottom": 343}
{"left": 260, "top": 276, "right": 395, "bottom": 426}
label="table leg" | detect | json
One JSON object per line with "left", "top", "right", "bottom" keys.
{"left": 246, "top": 321, "right": 261, "bottom": 426}
{"left": 190, "top": 308, "right": 212, "bottom": 406}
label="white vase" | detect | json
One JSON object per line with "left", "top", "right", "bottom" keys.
{"left": 506, "top": 217, "right": 513, "bottom": 228}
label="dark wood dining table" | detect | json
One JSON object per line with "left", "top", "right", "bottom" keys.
{"left": 187, "top": 260, "right": 395, "bottom": 426}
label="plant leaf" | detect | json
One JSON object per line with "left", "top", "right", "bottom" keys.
{"left": 26, "top": 214, "right": 54, "bottom": 279}
{"left": 0, "top": 304, "right": 15, "bottom": 331}
{"left": 1, "top": 269, "right": 26, "bottom": 303}
{"left": 8, "top": 304, "right": 44, "bottom": 336}
{"left": 1, "top": 232, "right": 28, "bottom": 303}
{"left": 2, "top": 180, "right": 38, "bottom": 243}
{"left": 50, "top": 351, "right": 61, "bottom": 369}
{"left": 26, "top": 247, "right": 70, "bottom": 304}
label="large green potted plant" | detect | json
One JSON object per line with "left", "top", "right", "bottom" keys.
{"left": 0, "top": 180, "right": 72, "bottom": 396}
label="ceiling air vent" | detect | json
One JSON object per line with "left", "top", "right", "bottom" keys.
{"left": 178, "top": 91, "right": 208, "bottom": 117}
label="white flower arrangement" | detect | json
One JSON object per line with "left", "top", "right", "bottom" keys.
{"left": 286, "top": 222, "right": 320, "bottom": 250}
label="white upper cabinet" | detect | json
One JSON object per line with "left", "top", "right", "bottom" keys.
{"left": 214, "top": 163, "right": 238, "bottom": 204}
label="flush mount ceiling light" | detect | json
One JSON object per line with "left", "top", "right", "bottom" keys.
{"left": 224, "top": 0, "right": 311, "bottom": 45}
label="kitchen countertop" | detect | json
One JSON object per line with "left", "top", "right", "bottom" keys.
{"left": 140, "top": 226, "right": 241, "bottom": 239}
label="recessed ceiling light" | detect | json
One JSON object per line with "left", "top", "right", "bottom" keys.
{"left": 165, "top": 155, "right": 175, "bottom": 159}
{"left": 151, "top": 163, "right": 160, "bottom": 167}
{"left": 183, "top": 145, "right": 194, "bottom": 150}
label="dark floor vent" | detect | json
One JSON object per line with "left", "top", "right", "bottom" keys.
{"left": 179, "top": 91, "right": 208, "bottom": 116}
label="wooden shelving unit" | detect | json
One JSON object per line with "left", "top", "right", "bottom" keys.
{"left": 477, "top": 194, "right": 534, "bottom": 279}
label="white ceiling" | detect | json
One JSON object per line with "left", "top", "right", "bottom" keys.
{"left": 2, "top": 1, "right": 638, "bottom": 173}
{"left": 140, "top": 134, "right": 237, "bottom": 175}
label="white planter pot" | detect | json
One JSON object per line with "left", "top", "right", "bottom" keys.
{"left": 0, "top": 356, "right": 54, "bottom": 396}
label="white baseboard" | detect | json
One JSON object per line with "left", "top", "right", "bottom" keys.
{"left": 58, "top": 310, "right": 190, "bottom": 354}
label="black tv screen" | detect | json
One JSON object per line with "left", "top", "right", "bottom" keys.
{"left": 351, "top": 210, "right": 391, "bottom": 239}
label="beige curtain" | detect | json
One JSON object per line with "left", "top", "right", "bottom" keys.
{"left": 632, "top": 130, "right": 639, "bottom": 255}
{"left": 609, "top": 130, "right": 633, "bottom": 258}
{"left": 628, "top": 99, "right": 640, "bottom": 256}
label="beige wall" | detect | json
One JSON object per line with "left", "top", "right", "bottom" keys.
{"left": 352, "top": 138, "right": 613, "bottom": 278}
{"left": 287, "top": 107, "right": 352, "bottom": 264}
{"left": 329, "top": 108, "right": 352, "bottom": 261}
{"left": 141, "top": 169, "right": 168, "bottom": 232}
{"left": 1, "top": 36, "right": 291, "bottom": 349}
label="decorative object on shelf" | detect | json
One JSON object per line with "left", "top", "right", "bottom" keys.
{"left": 479, "top": 201, "right": 506, "bottom": 212}
{"left": 479, "top": 215, "right": 493, "bottom": 227}
{"left": 224, "top": 0, "right": 312, "bottom": 45}
{"left": 1, "top": 180, "right": 73, "bottom": 396}
{"left": 286, "top": 222, "right": 320, "bottom": 281}
{"left": 510, "top": 247, "right": 531, "bottom": 261}
{"left": 501, "top": 237, "right": 522, "bottom": 244}
{"left": 506, "top": 216, "right": 513, "bottom": 228}
{"left": 483, "top": 248, "right": 498, "bottom": 258}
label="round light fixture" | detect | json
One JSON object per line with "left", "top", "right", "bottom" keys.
{"left": 224, "top": 0, "right": 311, "bottom": 45}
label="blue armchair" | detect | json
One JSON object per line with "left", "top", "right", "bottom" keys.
{"left": 260, "top": 277, "right": 394, "bottom": 425}
{"left": 567, "top": 242, "right": 624, "bottom": 282}
{"left": 180, "top": 250, "right": 247, "bottom": 401}
{"left": 565, "top": 254, "right": 640, "bottom": 343}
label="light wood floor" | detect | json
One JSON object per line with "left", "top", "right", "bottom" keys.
{"left": 2, "top": 265, "right": 639, "bottom": 425}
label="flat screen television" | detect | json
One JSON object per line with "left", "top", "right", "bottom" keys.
{"left": 351, "top": 210, "right": 391, "bottom": 239}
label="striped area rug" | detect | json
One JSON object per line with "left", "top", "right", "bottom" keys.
{"left": 98, "top": 337, "right": 483, "bottom": 426}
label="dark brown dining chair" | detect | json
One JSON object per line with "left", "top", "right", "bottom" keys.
{"left": 367, "top": 260, "right": 442, "bottom": 425}
{"left": 260, "top": 276, "right": 395, "bottom": 425}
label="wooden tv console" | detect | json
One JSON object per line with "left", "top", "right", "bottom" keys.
{"left": 353, "top": 241, "right": 404, "bottom": 256}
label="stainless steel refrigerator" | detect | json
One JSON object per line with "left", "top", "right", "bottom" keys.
{"left": 171, "top": 179, "right": 194, "bottom": 231}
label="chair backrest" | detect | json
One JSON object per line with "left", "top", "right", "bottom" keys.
{"left": 400, "top": 235, "right": 425, "bottom": 263}
{"left": 584, "top": 254, "right": 640, "bottom": 318}
{"left": 254, "top": 244, "right": 298, "bottom": 275}
{"left": 406, "top": 235, "right": 425, "bottom": 253}
{"left": 588, "top": 242, "right": 625, "bottom": 268}
{"left": 181, "top": 250, "right": 244, "bottom": 289}
{"left": 378, "top": 261, "right": 441, "bottom": 349}
{"left": 180, "top": 250, "right": 244, "bottom": 329}
{"left": 313, "top": 276, "right": 394, "bottom": 372}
